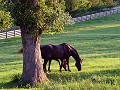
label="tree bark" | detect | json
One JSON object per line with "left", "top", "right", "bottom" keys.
{"left": 18, "top": 28, "right": 48, "bottom": 86}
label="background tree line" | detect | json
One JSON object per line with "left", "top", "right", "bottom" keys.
{"left": 65, "top": 0, "right": 120, "bottom": 17}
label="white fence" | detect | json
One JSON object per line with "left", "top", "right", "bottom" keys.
{"left": 71, "top": 8, "right": 120, "bottom": 22}
{"left": 0, "top": 29, "right": 21, "bottom": 39}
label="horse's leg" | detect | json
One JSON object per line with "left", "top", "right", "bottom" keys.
{"left": 43, "top": 59, "right": 48, "bottom": 72}
{"left": 48, "top": 59, "right": 52, "bottom": 72}
{"left": 56, "top": 59, "right": 61, "bottom": 71}
{"left": 60, "top": 59, "right": 63, "bottom": 72}
{"left": 67, "top": 59, "right": 71, "bottom": 72}
{"left": 63, "top": 59, "right": 67, "bottom": 71}
{"left": 58, "top": 59, "right": 61, "bottom": 68}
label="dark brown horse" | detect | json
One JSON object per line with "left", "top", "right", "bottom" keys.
{"left": 41, "top": 43, "right": 82, "bottom": 72}
{"left": 41, "top": 43, "right": 70, "bottom": 72}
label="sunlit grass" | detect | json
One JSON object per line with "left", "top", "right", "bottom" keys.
{"left": 0, "top": 14, "right": 120, "bottom": 89}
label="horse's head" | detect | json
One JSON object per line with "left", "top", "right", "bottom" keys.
{"left": 75, "top": 59, "right": 83, "bottom": 71}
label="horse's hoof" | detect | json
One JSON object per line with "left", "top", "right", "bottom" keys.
{"left": 44, "top": 70, "right": 46, "bottom": 73}
{"left": 48, "top": 70, "right": 51, "bottom": 72}
{"left": 59, "top": 70, "right": 62, "bottom": 73}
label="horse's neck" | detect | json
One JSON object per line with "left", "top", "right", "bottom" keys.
{"left": 66, "top": 44, "right": 80, "bottom": 63}
{"left": 71, "top": 49, "right": 80, "bottom": 63}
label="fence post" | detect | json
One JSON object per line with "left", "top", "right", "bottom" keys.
{"left": 117, "top": 9, "right": 118, "bottom": 13}
{"left": 85, "top": 16, "right": 87, "bottom": 21}
{"left": 14, "top": 30, "right": 15, "bottom": 37}
{"left": 105, "top": 11, "right": 107, "bottom": 16}
{"left": 6, "top": 31, "right": 7, "bottom": 38}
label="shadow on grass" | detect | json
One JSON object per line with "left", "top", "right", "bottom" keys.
{"left": 0, "top": 68, "right": 120, "bottom": 89}
{"left": 0, "top": 37, "right": 21, "bottom": 47}
{"left": 47, "top": 68, "right": 120, "bottom": 83}
{"left": 0, "top": 56, "right": 22, "bottom": 64}
{"left": 0, "top": 81, "right": 13, "bottom": 89}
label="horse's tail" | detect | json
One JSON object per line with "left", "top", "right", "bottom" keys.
{"left": 17, "top": 48, "right": 23, "bottom": 54}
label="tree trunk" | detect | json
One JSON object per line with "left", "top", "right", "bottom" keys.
{"left": 18, "top": 28, "right": 48, "bottom": 86}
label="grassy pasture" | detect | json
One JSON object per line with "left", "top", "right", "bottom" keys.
{"left": 0, "top": 14, "right": 120, "bottom": 90}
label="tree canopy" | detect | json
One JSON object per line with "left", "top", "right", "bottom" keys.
{"left": 11, "top": 0, "right": 71, "bottom": 36}
{"left": 10, "top": 0, "right": 71, "bottom": 86}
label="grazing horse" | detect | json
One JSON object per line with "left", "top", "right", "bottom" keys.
{"left": 41, "top": 43, "right": 82, "bottom": 72}
{"left": 41, "top": 43, "right": 71, "bottom": 72}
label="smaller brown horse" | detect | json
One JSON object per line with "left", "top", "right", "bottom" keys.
{"left": 40, "top": 43, "right": 71, "bottom": 72}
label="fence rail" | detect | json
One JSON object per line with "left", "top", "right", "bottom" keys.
{"left": 0, "top": 29, "right": 21, "bottom": 39}
{"left": 71, "top": 8, "right": 120, "bottom": 22}
{"left": 0, "top": 7, "right": 120, "bottom": 39}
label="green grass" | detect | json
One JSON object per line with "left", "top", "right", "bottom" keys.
{"left": 0, "top": 14, "right": 120, "bottom": 90}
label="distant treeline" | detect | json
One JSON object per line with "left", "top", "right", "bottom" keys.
{"left": 65, "top": 0, "right": 120, "bottom": 17}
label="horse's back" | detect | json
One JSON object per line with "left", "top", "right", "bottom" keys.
{"left": 41, "top": 43, "right": 71, "bottom": 60}
{"left": 40, "top": 44, "right": 65, "bottom": 59}
{"left": 40, "top": 45, "right": 53, "bottom": 59}
{"left": 50, "top": 44, "right": 65, "bottom": 59}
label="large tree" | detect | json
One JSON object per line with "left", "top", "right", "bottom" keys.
{"left": 11, "top": 0, "right": 71, "bottom": 86}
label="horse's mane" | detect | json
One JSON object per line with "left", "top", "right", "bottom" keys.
{"left": 66, "top": 44, "right": 81, "bottom": 62}
{"left": 66, "top": 44, "right": 78, "bottom": 55}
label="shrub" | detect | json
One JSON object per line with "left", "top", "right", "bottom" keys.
{"left": 65, "top": 0, "right": 91, "bottom": 17}
{"left": 0, "top": 10, "right": 13, "bottom": 30}
{"left": 0, "top": 0, "right": 13, "bottom": 30}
